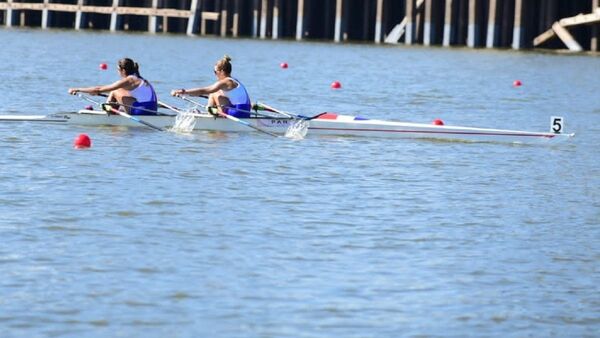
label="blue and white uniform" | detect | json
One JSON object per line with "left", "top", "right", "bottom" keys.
{"left": 221, "top": 77, "right": 251, "bottom": 118}
{"left": 129, "top": 76, "right": 158, "bottom": 115}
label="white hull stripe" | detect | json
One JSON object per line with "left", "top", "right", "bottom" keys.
{"left": 309, "top": 127, "right": 555, "bottom": 138}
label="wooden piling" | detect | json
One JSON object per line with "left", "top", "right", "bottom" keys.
{"left": 467, "top": 0, "right": 479, "bottom": 47}
{"left": 443, "top": 0, "right": 453, "bottom": 46}
{"left": 252, "top": 0, "right": 259, "bottom": 37}
{"left": 512, "top": 0, "right": 523, "bottom": 49}
{"left": 6, "top": 0, "right": 14, "bottom": 27}
{"left": 233, "top": 0, "right": 240, "bottom": 37}
{"left": 423, "top": 0, "right": 433, "bottom": 45}
{"left": 260, "top": 0, "right": 267, "bottom": 39}
{"left": 41, "top": 0, "right": 50, "bottom": 30}
{"left": 75, "top": 0, "right": 85, "bottom": 30}
{"left": 486, "top": 0, "right": 498, "bottom": 48}
{"left": 148, "top": 0, "right": 158, "bottom": 33}
{"left": 334, "top": 0, "right": 343, "bottom": 42}
{"left": 296, "top": 0, "right": 304, "bottom": 40}
{"left": 375, "top": 0, "right": 383, "bottom": 43}
{"left": 273, "top": 0, "right": 280, "bottom": 40}
{"left": 406, "top": 0, "right": 414, "bottom": 45}
{"left": 220, "top": 0, "right": 228, "bottom": 37}
{"left": 110, "top": 0, "right": 120, "bottom": 32}
{"left": 593, "top": 0, "right": 599, "bottom": 51}
{"left": 186, "top": 0, "right": 199, "bottom": 35}
{"left": 415, "top": 0, "right": 423, "bottom": 43}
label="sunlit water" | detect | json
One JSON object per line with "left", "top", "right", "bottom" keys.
{"left": 1, "top": 29, "right": 599, "bottom": 337}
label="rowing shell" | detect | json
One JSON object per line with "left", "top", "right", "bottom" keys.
{"left": 0, "top": 109, "right": 574, "bottom": 143}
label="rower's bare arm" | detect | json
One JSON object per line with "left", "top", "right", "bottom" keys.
{"left": 69, "top": 78, "right": 129, "bottom": 95}
{"left": 171, "top": 81, "right": 226, "bottom": 97}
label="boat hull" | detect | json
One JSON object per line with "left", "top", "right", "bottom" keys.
{"left": 0, "top": 110, "right": 574, "bottom": 143}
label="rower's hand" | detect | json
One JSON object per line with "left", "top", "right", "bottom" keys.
{"left": 171, "top": 89, "right": 186, "bottom": 97}
{"left": 68, "top": 88, "right": 79, "bottom": 95}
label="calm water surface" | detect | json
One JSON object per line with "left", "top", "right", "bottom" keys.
{"left": 0, "top": 29, "right": 599, "bottom": 337}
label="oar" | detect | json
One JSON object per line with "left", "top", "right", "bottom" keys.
{"left": 100, "top": 104, "right": 164, "bottom": 132}
{"left": 176, "top": 95, "right": 279, "bottom": 138}
{"left": 157, "top": 100, "right": 186, "bottom": 114}
{"left": 77, "top": 92, "right": 104, "bottom": 108}
{"left": 74, "top": 93, "right": 164, "bottom": 131}
{"left": 254, "top": 102, "right": 327, "bottom": 121}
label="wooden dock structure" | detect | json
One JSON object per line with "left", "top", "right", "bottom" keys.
{"left": 1, "top": 0, "right": 599, "bottom": 53}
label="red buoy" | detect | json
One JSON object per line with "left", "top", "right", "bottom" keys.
{"left": 99, "top": 63, "right": 108, "bottom": 70}
{"left": 331, "top": 81, "right": 342, "bottom": 89}
{"left": 433, "top": 119, "right": 444, "bottom": 126}
{"left": 280, "top": 62, "right": 288, "bottom": 69}
{"left": 74, "top": 134, "right": 92, "bottom": 149}
{"left": 513, "top": 80, "right": 522, "bottom": 87}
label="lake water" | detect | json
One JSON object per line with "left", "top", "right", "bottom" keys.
{"left": 0, "top": 28, "right": 599, "bottom": 337}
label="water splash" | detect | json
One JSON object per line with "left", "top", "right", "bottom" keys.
{"left": 170, "top": 112, "right": 197, "bottom": 134}
{"left": 284, "top": 119, "right": 309, "bottom": 140}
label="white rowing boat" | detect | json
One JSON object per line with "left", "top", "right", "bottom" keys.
{"left": 0, "top": 109, "right": 574, "bottom": 143}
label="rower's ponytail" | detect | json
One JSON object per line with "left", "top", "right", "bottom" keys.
{"left": 133, "top": 62, "right": 140, "bottom": 77}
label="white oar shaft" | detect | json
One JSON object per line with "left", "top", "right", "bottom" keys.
{"left": 103, "top": 105, "right": 164, "bottom": 132}
{"left": 256, "top": 102, "right": 294, "bottom": 119}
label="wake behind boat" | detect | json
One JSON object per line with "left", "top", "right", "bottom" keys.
{"left": 0, "top": 108, "right": 574, "bottom": 143}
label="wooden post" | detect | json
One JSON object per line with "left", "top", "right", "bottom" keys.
{"left": 467, "top": 0, "right": 479, "bottom": 47}
{"left": 423, "top": 0, "right": 433, "bottom": 45}
{"left": 41, "top": 0, "right": 50, "bottom": 29}
{"left": 252, "top": 0, "right": 259, "bottom": 37}
{"left": 443, "top": 0, "right": 453, "bottom": 46}
{"left": 260, "top": 0, "right": 267, "bottom": 38}
{"left": 375, "top": 0, "right": 384, "bottom": 43}
{"left": 486, "top": 0, "right": 497, "bottom": 47}
{"left": 273, "top": 0, "right": 280, "bottom": 39}
{"left": 405, "top": 0, "right": 414, "bottom": 44}
{"left": 334, "top": 0, "right": 343, "bottom": 42}
{"left": 296, "top": 0, "right": 304, "bottom": 40}
{"left": 75, "top": 0, "right": 85, "bottom": 30}
{"left": 6, "top": 0, "right": 13, "bottom": 27}
{"left": 233, "top": 0, "right": 240, "bottom": 37}
{"left": 187, "top": 0, "right": 199, "bottom": 36}
{"left": 110, "top": 0, "right": 119, "bottom": 32}
{"left": 592, "top": 0, "right": 599, "bottom": 51}
{"left": 148, "top": 0, "right": 158, "bottom": 33}
{"left": 415, "top": 0, "right": 423, "bottom": 43}
{"left": 221, "top": 0, "right": 228, "bottom": 37}
{"left": 512, "top": 0, "right": 523, "bottom": 49}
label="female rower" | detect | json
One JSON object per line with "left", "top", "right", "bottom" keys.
{"left": 170, "top": 55, "right": 252, "bottom": 118}
{"left": 68, "top": 58, "right": 158, "bottom": 115}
